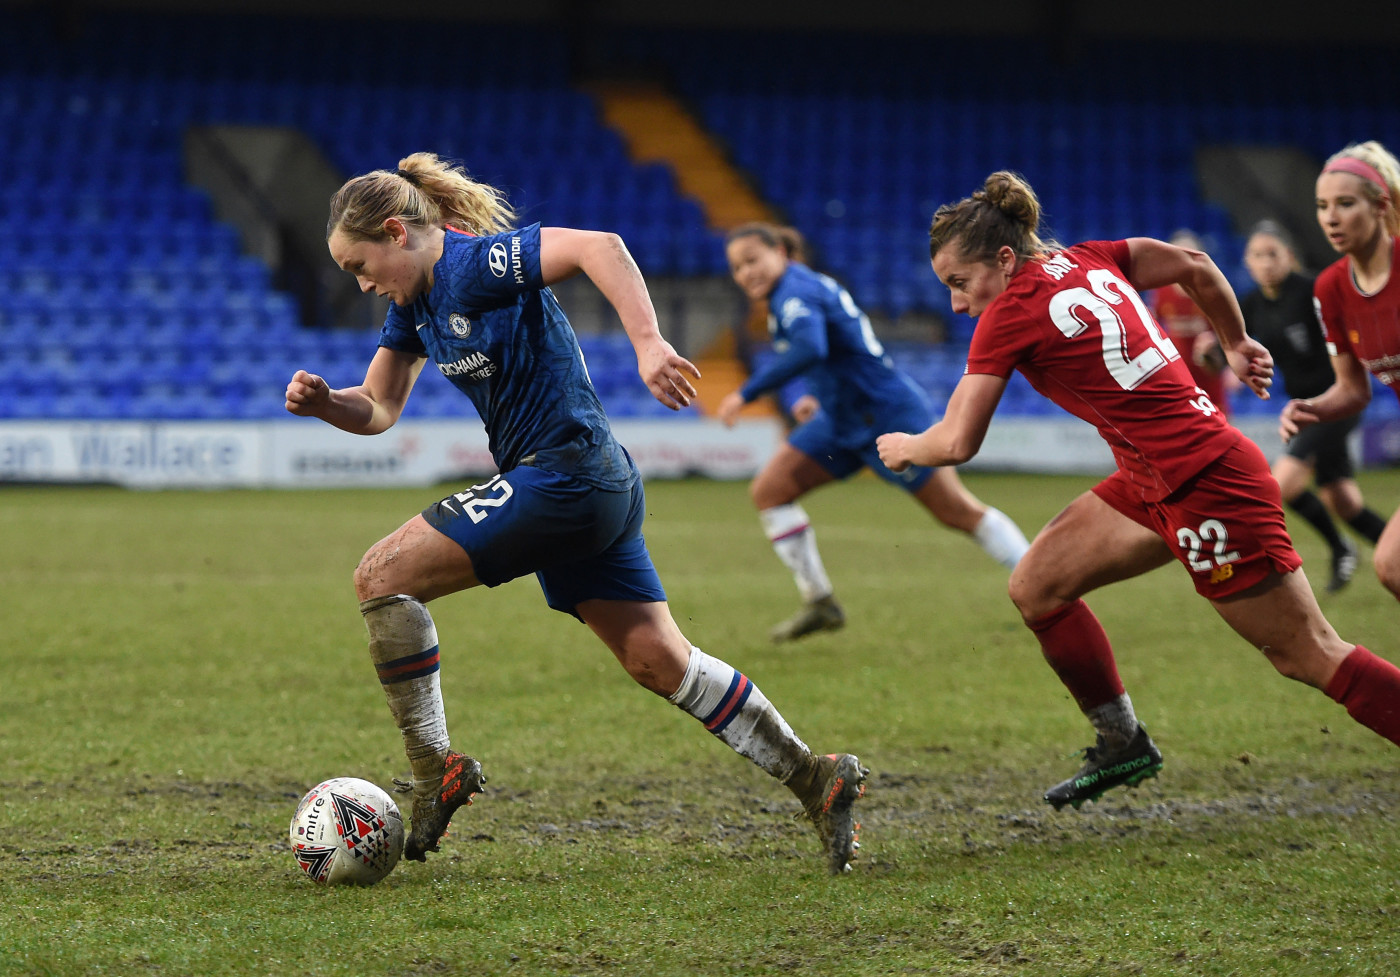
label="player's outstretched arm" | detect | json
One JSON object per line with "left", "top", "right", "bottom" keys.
{"left": 285, "top": 348, "right": 425, "bottom": 435}
{"left": 876, "top": 373, "right": 1006, "bottom": 471}
{"left": 1125, "top": 236, "right": 1273, "bottom": 399}
{"left": 1279, "top": 350, "right": 1372, "bottom": 440}
{"left": 539, "top": 226, "right": 699, "bottom": 410}
{"left": 715, "top": 390, "right": 745, "bottom": 428}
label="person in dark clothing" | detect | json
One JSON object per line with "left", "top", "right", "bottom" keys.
{"left": 1240, "top": 220, "right": 1387, "bottom": 592}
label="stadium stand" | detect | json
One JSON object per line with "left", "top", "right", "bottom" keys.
{"left": 2, "top": 11, "right": 1397, "bottom": 421}
{"left": 0, "top": 11, "right": 713, "bottom": 421}
{"left": 598, "top": 26, "right": 1400, "bottom": 418}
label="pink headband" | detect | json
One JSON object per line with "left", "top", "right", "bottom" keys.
{"left": 1323, "top": 157, "right": 1392, "bottom": 200}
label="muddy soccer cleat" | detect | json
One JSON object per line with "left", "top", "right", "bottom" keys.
{"left": 402, "top": 751, "right": 487, "bottom": 862}
{"left": 770, "top": 595, "right": 846, "bottom": 643}
{"left": 1328, "top": 541, "right": 1359, "bottom": 593}
{"left": 797, "top": 752, "right": 868, "bottom": 874}
{"left": 1044, "top": 725, "right": 1162, "bottom": 811}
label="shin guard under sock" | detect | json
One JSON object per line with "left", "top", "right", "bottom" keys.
{"left": 361, "top": 594, "right": 450, "bottom": 794}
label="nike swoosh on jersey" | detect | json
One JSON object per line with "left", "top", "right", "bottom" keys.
{"left": 415, "top": 321, "right": 428, "bottom": 331}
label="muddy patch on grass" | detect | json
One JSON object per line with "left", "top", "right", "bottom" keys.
{"left": 6, "top": 774, "right": 305, "bottom": 803}
{"left": 0, "top": 775, "right": 304, "bottom": 878}
{"left": 461, "top": 766, "right": 1400, "bottom": 861}
{"left": 3, "top": 766, "right": 1397, "bottom": 878}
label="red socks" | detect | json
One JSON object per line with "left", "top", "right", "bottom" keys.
{"left": 1029, "top": 607, "right": 1400, "bottom": 749}
{"left": 1027, "top": 599, "right": 1124, "bottom": 712}
{"left": 1325, "top": 645, "right": 1400, "bottom": 746}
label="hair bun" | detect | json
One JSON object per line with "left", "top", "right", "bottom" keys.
{"left": 983, "top": 171, "right": 1039, "bottom": 229}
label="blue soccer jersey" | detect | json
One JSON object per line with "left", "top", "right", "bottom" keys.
{"left": 739, "top": 263, "right": 932, "bottom": 447}
{"left": 379, "top": 224, "right": 635, "bottom": 490}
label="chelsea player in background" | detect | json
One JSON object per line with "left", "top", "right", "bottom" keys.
{"left": 285, "top": 153, "right": 867, "bottom": 875}
{"left": 718, "top": 223, "right": 1030, "bottom": 643}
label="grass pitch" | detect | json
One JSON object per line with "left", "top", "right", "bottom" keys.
{"left": 1, "top": 471, "right": 1398, "bottom": 976}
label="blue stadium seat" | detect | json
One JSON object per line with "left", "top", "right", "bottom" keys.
{"left": 2, "top": 11, "right": 1396, "bottom": 422}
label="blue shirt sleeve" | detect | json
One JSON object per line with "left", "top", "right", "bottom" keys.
{"left": 445, "top": 223, "right": 545, "bottom": 312}
{"left": 379, "top": 299, "right": 426, "bottom": 356}
{"left": 739, "top": 291, "right": 828, "bottom": 401}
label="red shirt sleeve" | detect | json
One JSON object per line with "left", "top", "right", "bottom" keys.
{"left": 1098, "top": 239, "right": 1133, "bottom": 275}
{"left": 1313, "top": 265, "right": 1355, "bottom": 358}
{"left": 965, "top": 292, "right": 1039, "bottom": 378}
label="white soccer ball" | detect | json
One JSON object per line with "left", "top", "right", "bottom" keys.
{"left": 289, "top": 777, "right": 404, "bottom": 886}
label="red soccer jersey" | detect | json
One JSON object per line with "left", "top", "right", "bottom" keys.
{"left": 1313, "top": 236, "right": 1400, "bottom": 404}
{"left": 966, "top": 240, "right": 1240, "bottom": 502}
{"left": 1150, "top": 283, "right": 1207, "bottom": 339}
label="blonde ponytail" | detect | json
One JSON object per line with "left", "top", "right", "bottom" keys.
{"left": 327, "top": 152, "right": 516, "bottom": 241}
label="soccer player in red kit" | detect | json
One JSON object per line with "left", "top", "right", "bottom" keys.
{"left": 1281, "top": 140, "right": 1400, "bottom": 601}
{"left": 878, "top": 171, "right": 1400, "bottom": 810}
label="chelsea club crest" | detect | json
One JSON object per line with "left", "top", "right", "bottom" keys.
{"left": 449, "top": 313, "right": 471, "bottom": 338}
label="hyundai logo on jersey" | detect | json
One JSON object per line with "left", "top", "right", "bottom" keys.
{"left": 488, "top": 242, "right": 508, "bottom": 278}
{"left": 509, "top": 235, "right": 525, "bottom": 284}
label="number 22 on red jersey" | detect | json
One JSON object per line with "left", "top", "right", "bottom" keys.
{"left": 1047, "top": 268, "right": 1182, "bottom": 389}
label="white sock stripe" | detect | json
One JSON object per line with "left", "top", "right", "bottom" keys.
{"left": 761, "top": 506, "right": 832, "bottom": 603}
{"left": 668, "top": 648, "right": 736, "bottom": 715}
{"left": 359, "top": 593, "right": 417, "bottom": 614}
{"left": 759, "top": 504, "right": 813, "bottom": 541}
{"left": 669, "top": 648, "right": 810, "bottom": 782}
{"left": 667, "top": 646, "right": 704, "bottom": 706}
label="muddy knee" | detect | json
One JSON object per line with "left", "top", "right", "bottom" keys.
{"left": 354, "top": 541, "right": 394, "bottom": 602}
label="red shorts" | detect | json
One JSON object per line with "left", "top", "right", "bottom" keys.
{"left": 1092, "top": 438, "right": 1301, "bottom": 598}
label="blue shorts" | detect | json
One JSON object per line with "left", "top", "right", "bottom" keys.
{"left": 421, "top": 467, "right": 667, "bottom": 618}
{"left": 788, "top": 407, "right": 936, "bottom": 492}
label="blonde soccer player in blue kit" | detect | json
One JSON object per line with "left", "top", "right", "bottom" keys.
{"left": 285, "top": 154, "right": 866, "bottom": 874}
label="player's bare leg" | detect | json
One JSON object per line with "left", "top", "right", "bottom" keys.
{"left": 1211, "top": 569, "right": 1400, "bottom": 744}
{"left": 1010, "top": 492, "right": 1175, "bottom": 808}
{"left": 912, "top": 468, "right": 1030, "bottom": 568}
{"left": 749, "top": 446, "right": 846, "bottom": 642}
{"left": 1210, "top": 570, "right": 1350, "bottom": 686}
{"left": 579, "top": 598, "right": 867, "bottom": 873}
{"left": 355, "top": 516, "right": 486, "bottom": 862}
{"left": 1373, "top": 511, "right": 1400, "bottom": 601}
